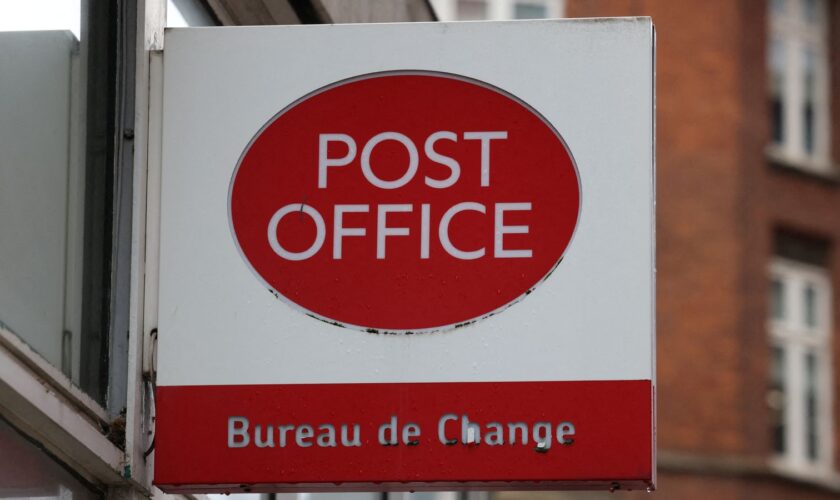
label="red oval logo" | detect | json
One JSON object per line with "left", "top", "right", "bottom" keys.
{"left": 230, "top": 72, "right": 580, "bottom": 333}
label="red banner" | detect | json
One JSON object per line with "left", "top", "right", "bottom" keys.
{"left": 155, "top": 380, "right": 653, "bottom": 492}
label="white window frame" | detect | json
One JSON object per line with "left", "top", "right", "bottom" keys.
{"left": 0, "top": 325, "right": 124, "bottom": 484}
{"left": 431, "top": 0, "right": 564, "bottom": 21}
{"left": 766, "top": 0, "right": 833, "bottom": 173}
{"left": 768, "top": 258, "right": 834, "bottom": 479}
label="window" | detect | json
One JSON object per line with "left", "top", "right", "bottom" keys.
{"left": 0, "top": 0, "right": 146, "bottom": 416}
{"left": 431, "top": 0, "right": 563, "bottom": 21}
{"left": 768, "top": 258, "right": 833, "bottom": 475}
{"left": 766, "top": 0, "right": 831, "bottom": 172}
{"left": 0, "top": 0, "right": 97, "bottom": 397}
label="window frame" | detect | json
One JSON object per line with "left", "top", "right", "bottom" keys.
{"left": 0, "top": 324, "right": 124, "bottom": 485}
{"left": 430, "top": 0, "right": 564, "bottom": 22}
{"left": 766, "top": 0, "right": 833, "bottom": 174}
{"left": 768, "top": 258, "right": 834, "bottom": 478}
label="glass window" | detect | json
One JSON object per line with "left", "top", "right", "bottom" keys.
{"left": 768, "top": 38, "right": 786, "bottom": 145}
{"left": 804, "top": 351, "right": 818, "bottom": 461}
{"left": 803, "top": 283, "right": 816, "bottom": 327}
{"left": 768, "top": 344, "right": 786, "bottom": 453}
{"left": 0, "top": 0, "right": 131, "bottom": 410}
{"left": 768, "top": 258, "right": 832, "bottom": 474}
{"left": 771, "top": 277, "right": 785, "bottom": 320}
{"left": 802, "top": 48, "right": 816, "bottom": 155}
{"left": 766, "top": 0, "right": 830, "bottom": 170}
{"left": 0, "top": 417, "right": 102, "bottom": 500}
{"left": 0, "top": 1, "right": 86, "bottom": 383}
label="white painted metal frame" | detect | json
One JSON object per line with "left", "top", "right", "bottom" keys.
{"left": 64, "top": 37, "right": 87, "bottom": 383}
{"left": 0, "top": 325, "right": 125, "bottom": 486}
{"left": 766, "top": 0, "right": 832, "bottom": 173}
{"left": 768, "top": 258, "right": 835, "bottom": 482}
{"left": 430, "top": 0, "right": 564, "bottom": 21}
{"left": 123, "top": 0, "right": 165, "bottom": 492}
{"left": 128, "top": 5, "right": 216, "bottom": 500}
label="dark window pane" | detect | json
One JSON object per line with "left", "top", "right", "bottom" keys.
{"left": 774, "top": 230, "right": 829, "bottom": 267}
{"left": 771, "top": 99, "right": 784, "bottom": 144}
{"left": 802, "top": 48, "right": 816, "bottom": 155}
{"left": 769, "top": 345, "right": 786, "bottom": 453}
{"left": 803, "top": 284, "right": 817, "bottom": 328}
{"left": 771, "top": 278, "right": 785, "bottom": 320}
{"left": 805, "top": 351, "right": 818, "bottom": 461}
{"left": 768, "top": 38, "right": 785, "bottom": 146}
{"left": 803, "top": 103, "right": 814, "bottom": 154}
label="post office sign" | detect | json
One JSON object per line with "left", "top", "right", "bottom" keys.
{"left": 154, "top": 18, "right": 655, "bottom": 493}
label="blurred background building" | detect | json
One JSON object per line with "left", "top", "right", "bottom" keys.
{"left": 0, "top": 0, "right": 837, "bottom": 499}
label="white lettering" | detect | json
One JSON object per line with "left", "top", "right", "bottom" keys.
{"left": 420, "top": 203, "right": 430, "bottom": 259}
{"left": 267, "top": 204, "right": 325, "bottom": 261}
{"left": 378, "top": 415, "right": 398, "bottom": 446}
{"left": 254, "top": 424, "right": 274, "bottom": 448}
{"left": 494, "top": 202, "right": 532, "bottom": 258}
{"left": 485, "top": 422, "right": 504, "bottom": 445}
{"left": 437, "top": 414, "right": 458, "bottom": 444}
{"left": 439, "top": 202, "right": 486, "bottom": 260}
{"left": 341, "top": 424, "right": 362, "bottom": 447}
{"left": 316, "top": 424, "right": 337, "bottom": 447}
{"left": 508, "top": 422, "right": 528, "bottom": 445}
{"left": 333, "top": 204, "right": 369, "bottom": 259}
{"left": 463, "top": 131, "right": 507, "bottom": 186}
{"left": 227, "top": 417, "right": 250, "bottom": 448}
{"left": 361, "top": 132, "right": 419, "bottom": 189}
{"left": 424, "top": 131, "right": 460, "bottom": 188}
{"left": 278, "top": 424, "right": 294, "bottom": 447}
{"left": 461, "top": 415, "right": 481, "bottom": 444}
{"left": 533, "top": 422, "right": 552, "bottom": 450}
{"left": 296, "top": 425, "right": 314, "bottom": 447}
{"left": 402, "top": 423, "right": 421, "bottom": 444}
{"left": 318, "top": 133, "right": 356, "bottom": 188}
{"left": 377, "top": 204, "right": 412, "bottom": 259}
{"left": 557, "top": 421, "right": 576, "bottom": 445}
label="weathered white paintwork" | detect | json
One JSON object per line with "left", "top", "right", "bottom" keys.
{"left": 157, "top": 19, "right": 655, "bottom": 387}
